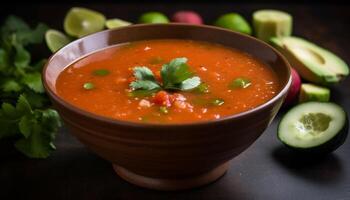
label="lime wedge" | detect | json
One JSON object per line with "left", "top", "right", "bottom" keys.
{"left": 64, "top": 7, "right": 106, "bottom": 38}
{"left": 105, "top": 18, "right": 132, "bottom": 29}
{"left": 45, "top": 29, "right": 71, "bottom": 52}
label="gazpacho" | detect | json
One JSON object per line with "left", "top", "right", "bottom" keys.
{"left": 56, "top": 39, "right": 279, "bottom": 123}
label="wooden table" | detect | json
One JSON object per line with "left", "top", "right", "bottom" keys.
{"left": 1, "top": 2, "right": 349, "bottom": 199}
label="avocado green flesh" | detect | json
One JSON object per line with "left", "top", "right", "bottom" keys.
{"left": 278, "top": 102, "right": 347, "bottom": 149}
{"left": 271, "top": 36, "right": 349, "bottom": 85}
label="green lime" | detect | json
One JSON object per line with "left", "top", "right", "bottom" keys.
{"left": 214, "top": 13, "right": 252, "bottom": 35}
{"left": 105, "top": 18, "right": 132, "bottom": 29}
{"left": 64, "top": 7, "right": 106, "bottom": 38}
{"left": 139, "top": 12, "right": 169, "bottom": 24}
{"left": 45, "top": 29, "right": 71, "bottom": 53}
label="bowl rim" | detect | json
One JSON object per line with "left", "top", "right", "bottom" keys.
{"left": 43, "top": 23, "right": 292, "bottom": 128}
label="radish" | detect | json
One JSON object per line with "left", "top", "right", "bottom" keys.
{"left": 171, "top": 11, "right": 203, "bottom": 24}
{"left": 284, "top": 68, "right": 301, "bottom": 106}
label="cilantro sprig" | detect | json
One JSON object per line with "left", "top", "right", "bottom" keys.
{"left": 130, "top": 57, "right": 201, "bottom": 94}
{"left": 0, "top": 16, "right": 61, "bottom": 158}
{"left": 0, "top": 95, "right": 61, "bottom": 158}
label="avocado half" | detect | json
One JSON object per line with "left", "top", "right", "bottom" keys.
{"left": 271, "top": 36, "right": 349, "bottom": 85}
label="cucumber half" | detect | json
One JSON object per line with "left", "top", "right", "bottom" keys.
{"left": 278, "top": 102, "right": 348, "bottom": 154}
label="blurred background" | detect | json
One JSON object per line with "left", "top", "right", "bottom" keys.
{"left": 1, "top": 0, "right": 349, "bottom": 61}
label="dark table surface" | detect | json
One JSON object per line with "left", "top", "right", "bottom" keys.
{"left": 1, "top": 2, "right": 350, "bottom": 200}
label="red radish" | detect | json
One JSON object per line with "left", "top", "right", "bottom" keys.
{"left": 284, "top": 67, "right": 302, "bottom": 106}
{"left": 172, "top": 11, "right": 203, "bottom": 24}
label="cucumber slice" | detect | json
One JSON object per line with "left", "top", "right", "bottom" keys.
{"left": 299, "top": 83, "right": 330, "bottom": 103}
{"left": 278, "top": 102, "right": 348, "bottom": 154}
{"left": 253, "top": 9, "right": 292, "bottom": 42}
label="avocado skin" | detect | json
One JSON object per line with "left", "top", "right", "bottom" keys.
{"left": 270, "top": 36, "right": 349, "bottom": 86}
{"left": 280, "top": 116, "right": 348, "bottom": 155}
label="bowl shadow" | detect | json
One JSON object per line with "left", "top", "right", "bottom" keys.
{"left": 272, "top": 145, "right": 343, "bottom": 185}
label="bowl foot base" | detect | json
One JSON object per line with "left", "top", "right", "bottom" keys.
{"left": 112, "top": 161, "right": 230, "bottom": 191}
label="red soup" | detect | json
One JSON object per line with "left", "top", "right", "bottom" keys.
{"left": 56, "top": 39, "right": 279, "bottom": 123}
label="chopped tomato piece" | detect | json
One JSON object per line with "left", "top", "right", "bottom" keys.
{"left": 153, "top": 91, "right": 171, "bottom": 107}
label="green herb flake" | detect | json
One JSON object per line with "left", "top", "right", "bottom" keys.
{"left": 83, "top": 82, "right": 95, "bottom": 90}
{"left": 211, "top": 98, "right": 225, "bottom": 106}
{"left": 93, "top": 69, "right": 110, "bottom": 76}
{"left": 159, "top": 106, "right": 169, "bottom": 114}
{"left": 194, "top": 83, "right": 209, "bottom": 94}
{"left": 229, "top": 78, "right": 251, "bottom": 89}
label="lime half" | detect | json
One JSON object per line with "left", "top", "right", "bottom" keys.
{"left": 105, "top": 18, "right": 132, "bottom": 29}
{"left": 64, "top": 7, "right": 106, "bottom": 38}
{"left": 45, "top": 29, "right": 71, "bottom": 52}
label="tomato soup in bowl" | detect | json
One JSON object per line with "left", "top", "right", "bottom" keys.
{"left": 56, "top": 39, "right": 279, "bottom": 123}
{"left": 43, "top": 24, "right": 291, "bottom": 190}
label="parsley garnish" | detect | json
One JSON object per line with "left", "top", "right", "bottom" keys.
{"left": 130, "top": 57, "right": 201, "bottom": 94}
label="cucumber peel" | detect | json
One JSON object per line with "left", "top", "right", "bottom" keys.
{"left": 278, "top": 102, "right": 348, "bottom": 154}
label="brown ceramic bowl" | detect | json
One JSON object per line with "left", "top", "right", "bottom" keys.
{"left": 43, "top": 24, "right": 291, "bottom": 191}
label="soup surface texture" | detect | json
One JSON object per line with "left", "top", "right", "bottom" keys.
{"left": 56, "top": 39, "right": 279, "bottom": 123}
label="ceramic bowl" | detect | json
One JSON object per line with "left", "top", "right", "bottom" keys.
{"left": 43, "top": 24, "right": 291, "bottom": 190}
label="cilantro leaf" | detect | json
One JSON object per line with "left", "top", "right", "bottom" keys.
{"left": 130, "top": 67, "right": 160, "bottom": 91}
{"left": 14, "top": 122, "right": 52, "bottom": 159}
{"left": 14, "top": 43, "right": 31, "bottom": 68}
{"left": 19, "top": 114, "right": 32, "bottom": 138}
{"left": 133, "top": 66, "right": 156, "bottom": 81}
{"left": 18, "top": 23, "right": 48, "bottom": 45}
{"left": 1, "top": 78, "right": 23, "bottom": 92}
{"left": 0, "top": 95, "right": 32, "bottom": 139}
{"left": 1, "top": 102, "right": 17, "bottom": 117}
{"left": 161, "top": 57, "right": 200, "bottom": 90}
{"left": 129, "top": 57, "right": 202, "bottom": 93}
{"left": 161, "top": 57, "right": 192, "bottom": 88}
{"left": 0, "top": 95, "right": 61, "bottom": 158}
{"left": 130, "top": 80, "right": 161, "bottom": 91}
{"left": 22, "top": 72, "right": 45, "bottom": 93}
{"left": 180, "top": 76, "right": 201, "bottom": 91}
{"left": 23, "top": 90, "right": 49, "bottom": 109}
{"left": 1, "top": 16, "right": 48, "bottom": 46}
{"left": 1, "top": 15, "right": 30, "bottom": 34}
{"left": 0, "top": 16, "right": 60, "bottom": 159}
{"left": 16, "top": 95, "right": 32, "bottom": 114}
